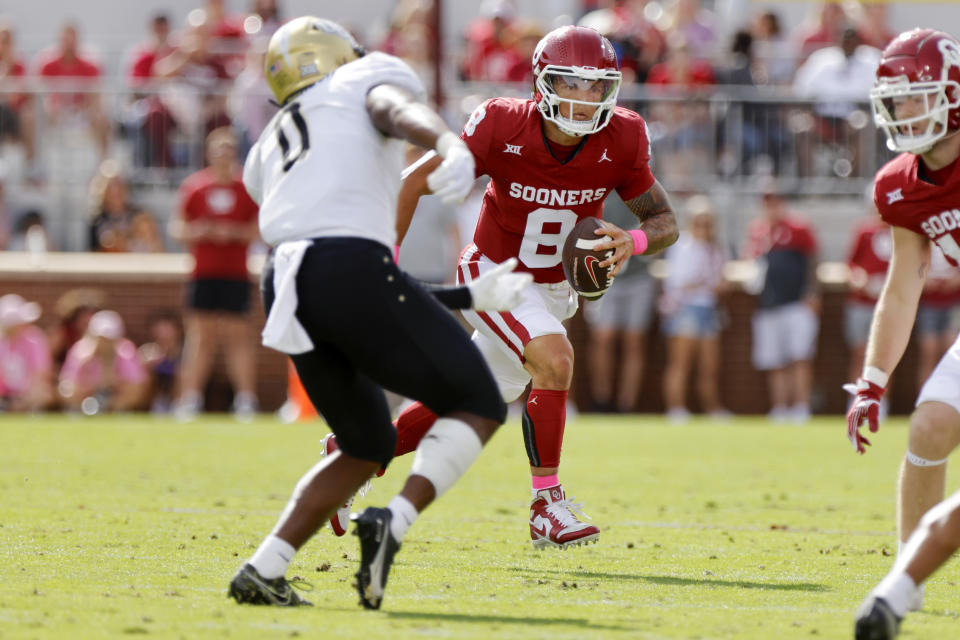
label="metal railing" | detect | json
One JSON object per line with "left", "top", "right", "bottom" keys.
{"left": 0, "top": 81, "right": 890, "bottom": 250}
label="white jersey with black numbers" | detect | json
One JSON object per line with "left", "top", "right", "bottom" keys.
{"left": 243, "top": 52, "right": 426, "bottom": 248}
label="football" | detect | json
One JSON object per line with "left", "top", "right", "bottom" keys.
{"left": 562, "top": 217, "right": 614, "bottom": 298}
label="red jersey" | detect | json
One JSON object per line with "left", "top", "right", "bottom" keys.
{"left": 875, "top": 152, "right": 960, "bottom": 267}
{"left": 179, "top": 168, "right": 258, "bottom": 280}
{"left": 36, "top": 52, "right": 101, "bottom": 109}
{"left": 743, "top": 215, "right": 818, "bottom": 259}
{"left": 0, "top": 58, "right": 27, "bottom": 109}
{"left": 846, "top": 218, "right": 891, "bottom": 305}
{"left": 462, "top": 97, "right": 655, "bottom": 283}
{"left": 37, "top": 53, "right": 100, "bottom": 79}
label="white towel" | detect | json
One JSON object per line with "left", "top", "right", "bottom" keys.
{"left": 261, "top": 240, "right": 314, "bottom": 354}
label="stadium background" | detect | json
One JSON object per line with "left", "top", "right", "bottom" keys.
{"left": 0, "top": 0, "right": 957, "bottom": 416}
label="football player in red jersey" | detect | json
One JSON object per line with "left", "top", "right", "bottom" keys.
{"left": 347, "top": 25, "right": 678, "bottom": 549}
{"left": 850, "top": 28, "right": 960, "bottom": 638}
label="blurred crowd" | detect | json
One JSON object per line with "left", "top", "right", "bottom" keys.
{"left": 0, "top": 1, "right": 896, "bottom": 208}
{"left": 0, "top": 0, "right": 942, "bottom": 420}
{"left": 0, "top": 288, "right": 180, "bottom": 416}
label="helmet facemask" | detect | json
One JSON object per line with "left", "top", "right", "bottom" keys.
{"left": 535, "top": 65, "right": 622, "bottom": 137}
{"left": 871, "top": 77, "right": 960, "bottom": 153}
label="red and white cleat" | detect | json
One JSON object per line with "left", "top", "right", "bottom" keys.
{"left": 529, "top": 484, "right": 600, "bottom": 549}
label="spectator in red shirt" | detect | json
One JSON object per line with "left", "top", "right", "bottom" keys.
{"left": 742, "top": 186, "right": 820, "bottom": 424}
{"left": 0, "top": 20, "right": 34, "bottom": 167}
{"left": 844, "top": 210, "right": 890, "bottom": 409}
{"left": 646, "top": 32, "right": 716, "bottom": 180}
{"left": 35, "top": 21, "right": 109, "bottom": 158}
{"left": 460, "top": 0, "right": 522, "bottom": 81}
{"left": 125, "top": 14, "right": 179, "bottom": 168}
{"left": 154, "top": 17, "right": 233, "bottom": 161}
{"left": 129, "top": 13, "right": 174, "bottom": 81}
{"left": 792, "top": 1, "right": 847, "bottom": 65}
{"left": 169, "top": 128, "right": 260, "bottom": 422}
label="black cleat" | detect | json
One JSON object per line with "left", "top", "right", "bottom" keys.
{"left": 227, "top": 563, "right": 313, "bottom": 606}
{"left": 352, "top": 507, "right": 401, "bottom": 610}
{"left": 855, "top": 596, "right": 901, "bottom": 640}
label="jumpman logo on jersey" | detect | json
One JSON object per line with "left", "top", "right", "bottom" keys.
{"left": 886, "top": 188, "right": 904, "bottom": 204}
{"left": 504, "top": 143, "right": 523, "bottom": 156}
{"left": 529, "top": 396, "right": 538, "bottom": 406}
{"left": 598, "top": 148, "right": 612, "bottom": 163}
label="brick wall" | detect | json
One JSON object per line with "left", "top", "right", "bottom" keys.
{"left": 0, "top": 252, "right": 922, "bottom": 415}
{"left": 0, "top": 253, "right": 287, "bottom": 412}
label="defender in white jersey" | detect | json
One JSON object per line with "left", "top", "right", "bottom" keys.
{"left": 228, "top": 16, "right": 531, "bottom": 611}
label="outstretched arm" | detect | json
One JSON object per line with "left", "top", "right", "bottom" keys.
{"left": 397, "top": 152, "right": 443, "bottom": 245}
{"left": 367, "top": 83, "right": 475, "bottom": 241}
{"left": 846, "top": 226, "right": 929, "bottom": 453}
{"left": 864, "top": 226, "right": 929, "bottom": 375}
{"left": 365, "top": 83, "right": 450, "bottom": 150}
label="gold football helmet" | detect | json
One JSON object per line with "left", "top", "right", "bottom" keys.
{"left": 265, "top": 16, "right": 365, "bottom": 105}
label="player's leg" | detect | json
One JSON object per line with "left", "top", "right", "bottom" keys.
{"left": 894, "top": 335, "right": 960, "bottom": 611}
{"left": 460, "top": 249, "right": 597, "bottom": 548}
{"left": 230, "top": 241, "right": 399, "bottom": 606}
{"left": 897, "top": 402, "right": 960, "bottom": 547}
{"left": 338, "top": 257, "right": 506, "bottom": 608}
{"left": 230, "top": 342, "right": 390, "bottom": 607}
{"left": 856, "top": 489, "right": 960, "bottom": 638}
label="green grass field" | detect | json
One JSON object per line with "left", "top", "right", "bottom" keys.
{"left": 2, "top": 413, "right": 959, "bottom": 639}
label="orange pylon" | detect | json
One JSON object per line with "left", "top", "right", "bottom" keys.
{"left": 288, "top": 361, "right": 317, "bottom": 421}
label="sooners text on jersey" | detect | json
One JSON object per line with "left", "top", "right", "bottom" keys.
{"left": 462, "top": 97, "right": 655, "bottom": 283}
{"left": 875, "top": 152, "right": 960, "bottom": 266}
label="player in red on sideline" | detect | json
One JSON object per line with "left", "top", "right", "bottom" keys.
{"left": 850, "top": 28, "right": 960, "bottom": 639}
{"left": 329, "top": 25, "right": 678, "bottom": 549}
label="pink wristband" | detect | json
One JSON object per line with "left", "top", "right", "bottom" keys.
{"left": 629, "top": 229, "right": 648, "bottom": 255}
{"left": 393, "top": 245, "right": 401, "bottom": 263}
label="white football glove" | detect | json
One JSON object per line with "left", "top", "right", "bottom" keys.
{"left": 426, "top": 132, "right": 476, "bottom": 204}
{"left": 467, "top": 257, "right": 532, "bottom": 311}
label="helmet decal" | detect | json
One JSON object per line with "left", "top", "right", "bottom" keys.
{"left": 871, "top": 29, "right": 960, "bottom": 153}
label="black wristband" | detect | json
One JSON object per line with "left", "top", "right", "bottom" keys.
{"left": 420, "top": 282, "right": 472, "bottom": 310}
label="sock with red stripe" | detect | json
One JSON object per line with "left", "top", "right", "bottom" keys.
{"left": 393, "top": 402, "right": 439, "bottom": 457}
{"left": 521, "top": 388, "right": 567, "bottom": 469}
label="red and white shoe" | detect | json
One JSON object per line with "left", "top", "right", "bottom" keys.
{"left": 529, "top": 484, "right": 600, "bottom": 549}
{"left": 320, "top": 434, "right": 371, "bottom": 536}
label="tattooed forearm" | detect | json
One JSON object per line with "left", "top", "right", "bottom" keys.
{"left": 624, "top": 181, "right": 679, "bottom": 254}
{"left": 638, "top": 213, "right": 679, "bottom": 254}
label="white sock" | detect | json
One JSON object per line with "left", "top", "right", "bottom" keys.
{"left": 249, "top": 535, "right": 296, "bottom": 579}
{"left": 387, "top": 495, "right": 418, "bottom": 542}
{"left": 873, "top": 571, "right": 917, "bottom": 618}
